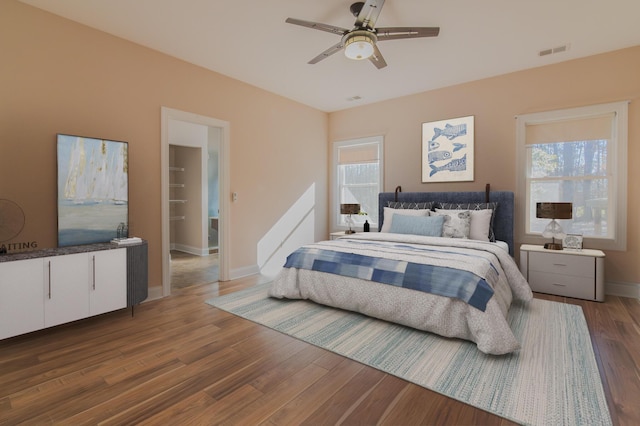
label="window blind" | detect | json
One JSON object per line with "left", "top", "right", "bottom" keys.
{"left": 525, "top": 113, "right": 614, "bottom": 145}
{"left": 338, "top": 142, "right": 379, "bottom": 165}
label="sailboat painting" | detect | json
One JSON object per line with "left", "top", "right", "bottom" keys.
{"left": 57, "top": 134, "right": 128, "bottom": 247}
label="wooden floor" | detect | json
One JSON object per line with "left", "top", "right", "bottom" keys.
{"left": 1, "top": 276, "right": 639, "bottom": 425}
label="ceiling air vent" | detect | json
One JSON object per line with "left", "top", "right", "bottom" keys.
{"left": 539, "top": 43, "right": 571, "bottom": 57}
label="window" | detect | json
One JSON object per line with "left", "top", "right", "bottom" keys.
{"left": 332, "top": 136, "right": 384, "bottom": 231}
{"left": 516, "top": 101, "right": 628, "bottom": 250}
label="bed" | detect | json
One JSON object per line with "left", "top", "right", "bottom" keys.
{"left": 268, "top": 190, "right": 533, "bottom": 355}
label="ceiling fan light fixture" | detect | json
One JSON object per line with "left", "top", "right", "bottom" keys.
{"left": 286, "top": 1, "right": 439, "bottom": 69}
{"left": 344, "top": 33, "right": 375, "bottom": 60}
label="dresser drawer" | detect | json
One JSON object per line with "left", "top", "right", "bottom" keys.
{"left": 529, "top": 271, "right": 595, "bottom": 300}
{"left": 529, "top": 252, "right": 594, "bottom": 279}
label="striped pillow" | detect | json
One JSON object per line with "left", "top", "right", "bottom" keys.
{"left": 386, "top": 201, "right": 434, "bottom": 210}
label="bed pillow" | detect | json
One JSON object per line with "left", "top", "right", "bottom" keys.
{"left": 435, "top": 202, "right": 499, "bottom": 241}
{"left": 380, "top": 207, "right": 431, "bottom": 233}
{"left": 388, "top": 214, "right": 444, "bottom": 237}
{"left": 386, "top": 201, "right": 434, "bottom": 210}
{"left": 435, "top": 208, "right": 493, "bottom": 242}
{"left": 433, "top": 210, "right": 471, "bottom": 239}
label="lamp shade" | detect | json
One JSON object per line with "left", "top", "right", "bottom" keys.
{"left": 340, "top": 203, "right": 360, "bottom": 215}
{"left": 536, "top": 202, "right": 572, "bottom": 220}
{"left": 536, "top": 202, "right": 572, "bottom": 249}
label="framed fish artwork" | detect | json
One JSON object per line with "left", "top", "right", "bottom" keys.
{"left": 421, "top": 115, "right": 474, "bottom": 183}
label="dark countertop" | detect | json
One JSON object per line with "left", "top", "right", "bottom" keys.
{"left": 0, "top": 241, "right": 146, "bottom": 263}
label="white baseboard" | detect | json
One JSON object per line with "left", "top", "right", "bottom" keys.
{"left": 146, "top": 285, "right": 164, "bottom": 302}
{"left": 229, "top": 264, "right": 261, "bottom": 281}
{"left": 170, "top": 243, "right": 209, "bottom": 256}
{"left": 606, "top": 281, "right": 640, "bottom": 299}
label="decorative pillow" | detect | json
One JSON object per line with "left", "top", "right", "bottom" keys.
{"left": 433, "top": 210, "right": 471, "bottom": 239}
{"left": 380, "top": 207, "right": 431, "bottom": 233}
{"left": 435, "top": 208, "right": 493, "bottom": 242}
{"left": 389, "top": 214, "right": 444, "bottom": 237}
{"left": 435, "top": 202, "right": 499, "bottom": 241}
{"left": 386, "top": 201, "right": 435, "bottom": 210}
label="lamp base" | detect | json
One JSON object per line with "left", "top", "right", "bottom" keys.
{"left": 544, "top": 242, "right": 563, "bottom": 250}
{"left": 345, "top": 230, "right": 356, "bottom": 234}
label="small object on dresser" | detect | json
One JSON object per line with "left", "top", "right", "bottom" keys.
{"left": 563, "top": 234, "right": 583, "bottom": 250}
{"left": 364, "top": 220, "right": 370, "bottom": 232}
{"left": 116, "top": 222, "right": 128, "bottom": 239}
{"left": 111, "top": 237, "right": 142, "bottom": 245}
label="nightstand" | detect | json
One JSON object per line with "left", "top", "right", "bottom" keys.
{"left": 519, "top": 244, "right": 605, "bottom": 302}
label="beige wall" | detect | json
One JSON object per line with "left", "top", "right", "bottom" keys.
{"left": 3, "top": 0, "right": 639, "bottom": 288}
{"left": 330, "top": 46, "right": 640, "bottom": 284}
{"left": 0, "top": 1, "right": 329, "bottom": 288}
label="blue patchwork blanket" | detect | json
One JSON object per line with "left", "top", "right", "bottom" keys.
{"left": 283, "top": 240, "right": 498, "bottom": 311}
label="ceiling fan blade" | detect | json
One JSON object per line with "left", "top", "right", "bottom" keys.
{"left": 285, "top": 18, "right": 349, "bottom": 36}
{"left": 355, "top": 0, "right": 386, "bottom": 30}
{"left": 376, "top": 26, "right": 440, "bottom": 41}
{"left": 369, "top": 44, "right": 387, "bottom": 69}
{"left": 308, "top": 41, "right": 345, "bottom": 64}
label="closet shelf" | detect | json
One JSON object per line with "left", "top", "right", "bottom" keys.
{"left": 169, "top": 183, "right": 185, "bottom": 188}
{"left": 169, "top": 166, "right": 185, "bottom": 172}
{"left": 169, "top": 199, "right": 187, "bottom": 204}
{"left": 170, "top": 216, "right": 185, "bottom": 221}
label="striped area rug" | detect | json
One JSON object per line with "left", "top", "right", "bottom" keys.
{"left": 206, "top": 283, "right": 612, "bottom": 426}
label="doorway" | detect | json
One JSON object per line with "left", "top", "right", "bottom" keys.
{"left": 160, "top": 107, "right": 230, "bottom": 297}
{"left": 168, "top": 142, "right": 218, "bottom": 290}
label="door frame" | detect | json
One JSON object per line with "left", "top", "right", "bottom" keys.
{"left": 161, "top": 107, "right": 230, "bottom": 296}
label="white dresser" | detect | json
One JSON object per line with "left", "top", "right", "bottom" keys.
{"left": 0, "top": 241, "right": 148, "bottom": 340}
{"left": 519, "top": 244, "right": 605, "bottom": 302}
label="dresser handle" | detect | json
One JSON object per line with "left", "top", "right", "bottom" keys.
{"left": 552, "top": 283, "right": 567, "bottom": 287}
{"left": 552, "top": 263, "right": 567, "bottom": 266}
{"left": 48, "top": 261, "right": 52, "bottom": 299}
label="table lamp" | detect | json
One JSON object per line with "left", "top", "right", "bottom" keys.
{"left": 536, "top": 202, "right": 572, "bottom": 250}
{"left": 340, "top": 203, "right": 360, "bottom": 234}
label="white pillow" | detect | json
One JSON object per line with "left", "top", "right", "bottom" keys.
{"left": 380, "top": 207, "right": 431, "bottom": 233}
{"left": 435, "top": 208, "right": 493, "bottom": 241}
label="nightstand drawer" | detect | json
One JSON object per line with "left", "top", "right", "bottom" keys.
{"left": 529, "top": 252, "right": 594, "bottom": 279}
{"left": 529, "top": 271, "right": 595, "bottom": 300}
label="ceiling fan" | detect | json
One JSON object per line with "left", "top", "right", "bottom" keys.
{"left": 285, "top": 0, "right": 440, "bottom": 69}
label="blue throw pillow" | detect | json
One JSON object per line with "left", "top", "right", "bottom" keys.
{"left": 389, "top": 214, "right": 444, "bottom": 237}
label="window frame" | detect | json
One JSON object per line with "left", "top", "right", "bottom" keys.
{"left": 331, "top": 136, "right": 384, "bottom": 232}
{"left": 516, "top": 101, "right": 628, "bottom": 251}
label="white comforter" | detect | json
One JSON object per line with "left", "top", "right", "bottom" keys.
{"left": 268, "top": 233, "right": 533, "bottom": 355}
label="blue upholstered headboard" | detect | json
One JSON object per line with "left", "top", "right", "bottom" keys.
{"left": 378, "top": 191, "right": 515, "bottom": 256}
